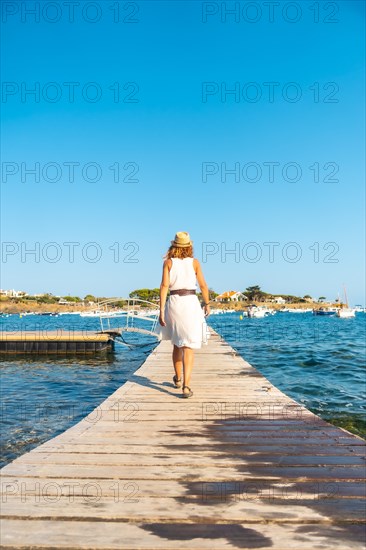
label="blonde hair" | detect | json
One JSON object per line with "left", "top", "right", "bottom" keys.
{"left": 164, "top": 245, "right": 194, "bottom": 260}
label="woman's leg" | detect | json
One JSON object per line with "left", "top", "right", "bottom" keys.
{"left": 172, "top": 345, "right": 183, "bottom": 381}
{"left": 182, "top": 347, "right": 194, "bottom": 391}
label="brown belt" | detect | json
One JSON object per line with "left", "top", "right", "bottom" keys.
{"left": 170, "top": 289, "right": 196, "bottom": 296}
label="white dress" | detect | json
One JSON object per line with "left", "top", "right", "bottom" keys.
{"left": 156, "top": 257, "right": 210, "bottom": 349}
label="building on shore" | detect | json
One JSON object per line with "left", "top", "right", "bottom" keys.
{"left": 215, "top": 291, "right": 247, "bottom": 303}
{"left": 271, "top": 296, "right": 286, "bottom": 304}
{"left": 0, "top": 289, "right": 28, "bottom": 298}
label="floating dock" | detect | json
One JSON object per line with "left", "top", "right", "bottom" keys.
{"left": 1, "top": 329, "right": 365, "bottom": 549}
{"left": 0, "top": 329, "right": 122, "bottom": 354}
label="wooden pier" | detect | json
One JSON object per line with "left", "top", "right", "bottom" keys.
{"left": 0, "top": 329, "right": 122, "bottom": 354}
{"left": 1, "top": 329, "right": 365, "bottom": 549}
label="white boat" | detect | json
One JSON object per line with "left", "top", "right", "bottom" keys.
{"left": 336, "top": 285, "right": 356, "bottom": 318}
{"left": 247, "top": 306, "right": 274, "bottom": 318}
{"left": 136, "top": 309, "right": 159, "bottom": 318}
{"left": 209, "top": 308, "right": 225, "bottom": 315}
{"left": 248, "top": 307, "right": 266, "bottom": 318}
{"left": 80, "top": 310, "right": 114, "bottom": 318}
{"left": 337, "top": 308, "right": 356, "bottom": 318}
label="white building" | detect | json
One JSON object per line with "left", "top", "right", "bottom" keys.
{"left": 215, "top": 291, "right": 247, "bottom": 303}
{"left": 0, "top": 289, "right": 28, "bottom": 298}
{"left": 273, "top": 296, "right": 286, "bottom": 304}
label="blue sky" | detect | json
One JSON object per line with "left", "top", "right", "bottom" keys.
{"left": 1, "top": 0, "right": 365, "bottom": 303}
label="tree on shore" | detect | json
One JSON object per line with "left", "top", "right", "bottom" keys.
{"left": 318, "top": 296, "right": 326, "bottom": 302}
{"left": 37, "top": 294, "right": 59, "bottom": 304}
{"left": 197, "top": 288, "right": 218, "bottom": 302}
{"left": 208, "top": 288, "right": 218, "bottom": 300}
{"left": 129, "top": 288, "right": 160, "bottom": 302}
{"left": 244, "top": 286, "right": 269, "bottom": 302}
{"left": 62, "top": 296, "right": 81, "bottom": 302}
{"left": 84, "top": 294, "right": 96, "bottom": 302}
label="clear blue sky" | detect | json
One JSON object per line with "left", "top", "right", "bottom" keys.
{"left": 1, "top": 1, "right": 365, "bottom": 304}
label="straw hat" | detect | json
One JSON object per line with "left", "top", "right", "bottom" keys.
{"left": 171, "top": 231, "right": 193, "bottom": 248}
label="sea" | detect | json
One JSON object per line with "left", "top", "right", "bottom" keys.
{"left": 0, "top": 311, "right": 365, "bottom": 467}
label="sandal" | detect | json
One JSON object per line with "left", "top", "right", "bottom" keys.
{"left": 173, "top": 375, "right": 182, "bottom": 388}
{"left": 182, "top": 385, "right": 193, "bottom": 398}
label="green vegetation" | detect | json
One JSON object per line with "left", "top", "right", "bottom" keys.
{"left": 197, "top": 288, "right": 218, "bottom": 302}
{"left": 35, "top": 294, "right": 59, "bottom": 304}
{"left": 129, "top": 288, "right": 160, "bottom": 302}
{"left": 321, "top": 413, "right": 366, "bottom": 440}
{"left": 243, "top": 285, "right": 269, "bottom": 301}
{"left": 62, "top": 296, "right": 81, "bottom": 303}
{"left": 114, "top": 300, "right": 128, "bottom": 308}
{"left": 242, "top": 286, "right": 312, "bottom": 304}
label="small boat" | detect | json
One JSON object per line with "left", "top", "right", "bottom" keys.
{"left": 337, "top": 285, "right": 356, "bottom": 319}
{"left": 81, "top": 309, "right": 131, "bottom": 318}
{"left": 313, "top": 307, "right": 337, "bottom": 316}
{"left": 337, "top": 308, "right": 356, "bottom": 318}
{"left": 247, "top": 306, "right": 274, "bottom": 318}
{"left": 136, "top": 309, "right": 159, "bottom": 318}
{"left": 336, "top": 285, "right": 356, "bottom": 318}
{"left": 80, "top": 310, "right": 117, "bottom": 318}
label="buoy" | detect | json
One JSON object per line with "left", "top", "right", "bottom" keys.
{"left": 239, "top": 315, "right": 243, "bottom": 320}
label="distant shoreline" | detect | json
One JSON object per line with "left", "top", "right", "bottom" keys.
{"left": 1, "top": 298, "right": 340, "bottom": 315}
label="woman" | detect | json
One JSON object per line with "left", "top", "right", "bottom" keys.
{"left": 158, "top": 231, "right": 210, "bottom": 398}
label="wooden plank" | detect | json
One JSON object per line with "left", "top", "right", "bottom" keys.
{"left": 25, "top": 443, "right": 366, "bottom": 456}
{"left": 1, "top": 496, "right": 365, "bottom": 522}
{"left": 1, "top": 519, "right": 365, "bottom": 550}
{"left": 10, "top": 451, "right": 365, "bottom": 466}
{"left": 1, "top": 477, "right": 364, "bottom": 498}
{"left": 2, "top": 462, "right": 364, "bottom": 481}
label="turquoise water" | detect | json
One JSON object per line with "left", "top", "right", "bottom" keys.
{"left": 0, "top": 312, "right": 365, "bottom": 467}
{"left": 0, "top": 314, "right": 158, "bottom": 467}
{"left": 208, "top": 312, "right": 366, "bottom": 439}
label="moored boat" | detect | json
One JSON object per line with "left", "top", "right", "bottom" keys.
{"left": 313, "top": 307, "right": 337, "bottom": 316}
{"left": 247, "top": 305, "right": 275, "bottom": 318}
{"left": 336, "top": 285, "right": 356, "bottom": 318}
{"left": 337, "top": 308, "right": 356, "bottom": 318}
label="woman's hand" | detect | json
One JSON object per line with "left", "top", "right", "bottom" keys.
{"left": 159, "top": 311, "right": 166, "bottom": 326}
{"left": 204, "top": 304, "right": 211, "bottom": 317}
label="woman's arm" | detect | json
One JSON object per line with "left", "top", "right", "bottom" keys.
{"left": 159, "top": 259, "right": 171, "bottom": 326}
{"left": 194, "top": 259, "right": 210, "bottom": 316}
